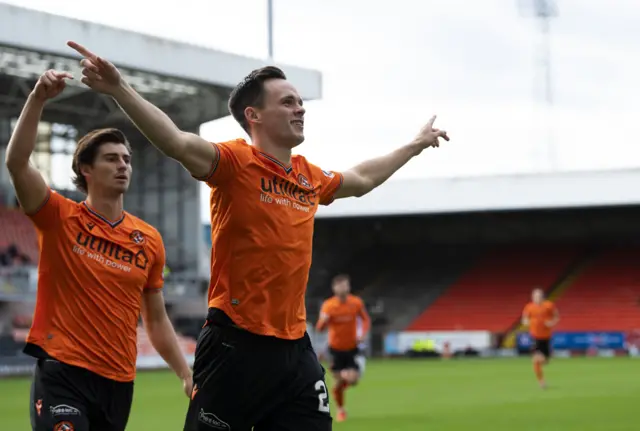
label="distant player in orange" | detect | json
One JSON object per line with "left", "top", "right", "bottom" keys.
{"left": 5, "top": 70, "right": 192, "bottom": 431}
{"left": 521, "top": 288, "right": 560, "bottom": 389}
{"left": 316, "top": 275, "right": 370, "bottom": 422}
{"left": 69, "top": 40, "right": 449, "bottom": 431}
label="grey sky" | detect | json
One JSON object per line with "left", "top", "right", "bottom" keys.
{"left": 3, "top": 0, "right": 639, "bottom": 221}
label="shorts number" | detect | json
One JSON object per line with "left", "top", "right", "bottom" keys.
{"left": 314, "top": 380, "right": 330, "bottom": 413}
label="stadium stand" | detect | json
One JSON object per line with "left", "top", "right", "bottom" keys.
{"left": 553, "top": 247, "right": 640, "bottom": 331}
{"left": 406, "top": 246, "right": 584, "bottom": 332}
{"left": 0, "top": 207, "right": 38, "bottom": 266}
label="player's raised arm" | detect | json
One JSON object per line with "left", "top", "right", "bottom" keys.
{"left": 66, "top": 41, "right": 217, "bottom": 179}
{"left": 334, "top": 115, "right": 449, "bottom": 199}
{"left": 5, "top": 70, "right": 73, "bottom": 213}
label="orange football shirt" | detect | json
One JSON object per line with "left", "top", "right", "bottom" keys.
{"left": 25, "top": 189, "right": 165, "bottom": 382}
{"left": 317, "top": 294, "right": 370, "bottom": 351}
{"left": 523, "top": 300, "right": 557, "bottom": 340}
{"left": 196, "top": 139, "right": 343, "bottom": 339}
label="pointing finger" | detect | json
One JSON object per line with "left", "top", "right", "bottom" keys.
{"left": 67, "top": 41, "right": 98, "bottom": 60}
{"left": 427, "top": 115, "right": 437, "bottom": 128}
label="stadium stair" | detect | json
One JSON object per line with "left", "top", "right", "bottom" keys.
{"left": 501, "top": 251, "right": 593, "bottom": 348}
{"left": 405, "top": 246, "right": 582, "bottom": 332}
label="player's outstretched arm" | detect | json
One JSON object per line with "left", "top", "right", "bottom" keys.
{"left": 5, "top": 70, "right": 73, "bottom": 213}
{"left": 66, "top": 41, "right": 217, "bottom": 179}
{"left": 141, "top": 290, "right": 193, "bottom": 398}
{"left": 334, "top": 115, "right": 449, "bottom": 199}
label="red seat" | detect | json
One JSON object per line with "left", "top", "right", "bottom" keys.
{"left": 554, "top": 248, "right": 640, "bottom": 332}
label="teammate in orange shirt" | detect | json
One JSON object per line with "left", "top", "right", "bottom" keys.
{"left": 316, "top": 275, "right": 370, "bottom": 422}
{"left": 69, "top": 40, "right": 449, "bottom": 431}
{"left": 5, "top": 70, "right": 192, "bottom": 431}
{"left": 521, "top": 288, "right": 560, "bottom": 389}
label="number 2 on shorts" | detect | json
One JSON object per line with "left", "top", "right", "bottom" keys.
{"left": 314, "top": 380, "right": 330, "bottom": 413}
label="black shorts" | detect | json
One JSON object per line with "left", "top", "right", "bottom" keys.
{"left": 328, "top": 348, "right": 360, "bottom": 372}
{"left": 183, "top": 308, "right": 332, "bottom": 431}
{"left": 532, "top": 338, "right": 551, "bottom": 359}
{"left": 30, "top": 358, "right": 133, "bottom": 431}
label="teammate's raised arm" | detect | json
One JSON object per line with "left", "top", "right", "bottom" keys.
{"left": 66, "top": 41, "right": 217, "bottom": 179}
{"left": 5, "top": 70, "right": 73, "bottom": 213}
{"left": 334, "top": 115, "right": 450, "bottom": 199}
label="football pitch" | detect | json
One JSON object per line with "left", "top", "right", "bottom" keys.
{"left": 1, "top": 357, "right": 637, "bottom": 430}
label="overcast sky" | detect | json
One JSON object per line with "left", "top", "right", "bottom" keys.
{"left": 3, "top": 0, "right": 640, "bottom": 221}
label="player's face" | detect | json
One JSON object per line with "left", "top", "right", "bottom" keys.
{"left": 532, "top": 289, "right": 544, "bottom": 304}
{"left": 257, "top": 79, "right": 305, "bottom": 148}
{"left": 333, "top": 280, "right": 351, "bottom": 297}
{"left": 85, "top": 143, "right": 132, "bottom": 195}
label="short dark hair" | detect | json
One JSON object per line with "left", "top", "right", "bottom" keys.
{"left": 71, "top": 128, "right": 131, "bottom": 193}
{"left": 228, "top": 66, "right": 287, "bottom": 135}
{"left": 332, "top": 274, "right": 350, "bottom": 286}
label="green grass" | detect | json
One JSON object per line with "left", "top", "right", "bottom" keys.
{"left": 1, "top": 357, "right": 638, "bottom": 430}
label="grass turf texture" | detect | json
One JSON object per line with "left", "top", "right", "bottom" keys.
{"left": 0, "top": 357, "right": 636, "bottom": 430}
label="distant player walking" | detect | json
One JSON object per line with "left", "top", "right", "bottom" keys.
{"left": 316, "top": 275, "right": 371, "bottom": 422}
{"left": 522, "top": 288, "right": 560, "bottom": 389}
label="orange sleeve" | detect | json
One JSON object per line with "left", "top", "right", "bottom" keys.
{"left": 25, "top": 188, "right": 73, "bottom": 231}
{"left": 316, "top": 300, "right": 331, "bottom": 331}
{"left": 145, "top": 233, "right": 166, "bottom": 291}
{"left": 358, "top": 298, "right": 371, "bottom": 335}
{"left": 192, "top": 140, "right": 244, "bottom": 187}
{"left": 316, "top": 168, "right": 343, "bottom": 206}
{"left": 522, "top": 303, "right": 531, "bottom": 317}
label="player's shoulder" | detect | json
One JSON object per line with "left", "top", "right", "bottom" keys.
{"left": 544, "top": 300, "right": 556, "bottom": 309}
{"left": 49, "top": 189, "right": 83, "bottom": 211}
{"left": 323, "top": 296, "right": 338, "bottom": 306}
{"left": 216, "top": 138, "right": 251, "bottom": 154}
{"left": 348, "top": 294, "right": 364, "bottom": 305}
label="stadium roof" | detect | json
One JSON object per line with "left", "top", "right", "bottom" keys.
{"left": 0, "top": 3, "right": 322, "bottom": 101}
{"left": 317, "top": 168, "right": 640, "bottom": 218}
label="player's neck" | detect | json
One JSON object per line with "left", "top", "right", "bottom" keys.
{"left": 85, "top": 194, "right": 124, "bottom": 222}
{"left": 252, "top": 135, "right": 292, "bottom": 166}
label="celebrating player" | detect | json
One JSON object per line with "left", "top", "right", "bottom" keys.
{"left": 316, "top": 274, "right": 371, "bottom": 422}
{"left": 521, "top": 288, "right": 560, "bottom": 389}
{"left": 5, "top": 70, "right": 193, "bottom": 431}
{"left": 68, "top": 40, "right": 449, "bottom": 431}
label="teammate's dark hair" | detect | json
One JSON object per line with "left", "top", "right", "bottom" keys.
{"left": 71, "top": 128, "right": 132, "bottom": 193}
{"left": 332, "top": 274, "right": 350, "bottom": 286}
{"left": 228, "top": 66, "right": 287, "bottom": 135}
